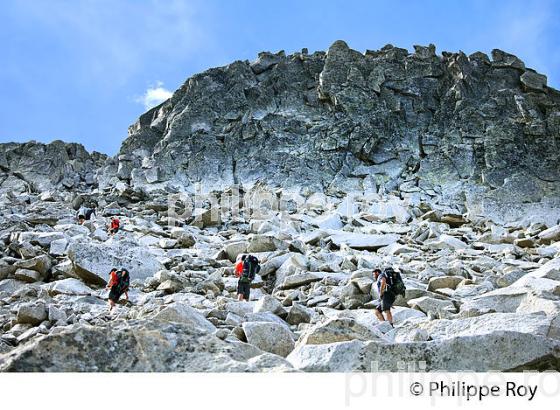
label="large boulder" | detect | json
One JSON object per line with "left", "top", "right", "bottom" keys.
{"left": 328, "top": 232, "right": 400, "bottom": 251}
{"left": 253, "top": 295, "right": 286, "bottom": 317}
{"left": 247, "top": 234, "right": 288, "bottom": 253}
{"left": 16, "top": 303, "right": 48, "bottom": 326}
{"left": 520, "top": 70, "right": 547, "bottom": 92}
{"left": 190, "top": 208, "right": 222, "bottom": 228}
{"left": 538, "top": 225, "right": 560, "bottom": 243}
{"left": 286, "top": 303, "right": 314, "bottom": 325}
{"left": 314, "top": 213, "right": 343, "bottom": 230}
{"left": 278, "top": 272, "right": 322, "bottom": 290}
{"left": 287, "top": 332, "right": 560, "bottom": 372}
{"left": 14, "top": 269, "right": 42, "bottom": 283}
{"left": 45, "top": 278, "right": 94, "bottom": 296}
{"left": 0, "top": 320, "right": 257, "bottom": 371}
{"left": 223, "top": 241, "right": 249, "bottom": 262}
{"left": 427, "top": 276, "right": 464, "bottom": 292}
{"left": 425, "top": 234, "right": 467, "bottom": 250}
{"left": 297, "top": 317, "right": 385, "bottom": 346}
{"left": 11, "top": 231, "right": 66, "bottom": 248}
{"left": 436, "top": 313, "right": 552, "bottom": 338}
{"left": 13, "top": 255, "right": 51, "bottom": 276}
{"left": 49, "top": 238, "right": 69, "bottom": 256}
{"left": 287, "top": 339, "right": 367, "bottom": 372}
{"left": 242, "top": 321, "right": 295, "bottom": 357}
{"left": 152, "top": 303, "right": 217, "bottom": 333}
{"left": 407, "top": 296, "right": 457, "bottom": 317}
{"left": 68, "top": 238, "right": 164, "bottom": 286}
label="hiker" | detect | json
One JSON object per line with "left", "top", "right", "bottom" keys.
{"left": 77, "top": 206, "right": 96, "bottom": 225}
{"left": 106, "top": 268, "right": 130, "bottom": 311}
{"left": 85, "top": 207, "right": 96, "bottom": 221}
{"left": 373, "top": 267, "right": 400, "bottom": 327}
{"left": 235, "top": 254, "right": 260, "bottom": 301}
{"left": 108, "top": 216, "right": 120, "bottom": 236}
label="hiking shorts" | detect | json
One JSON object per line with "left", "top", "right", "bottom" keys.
{"left": 237, "top": 280, "right": 251, "bottom": 300}
{"left": 109, "top": 288, "right": 123, "bottom": 303}
{"left": 110, "top": 227, "right": 119, "bottom": 234}
{"left": 376, "top": 291, "right": 396, "bottom": 312}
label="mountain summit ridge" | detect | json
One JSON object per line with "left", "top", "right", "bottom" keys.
{"left": 2, "top": 41, "right": 560, "bottom": 223}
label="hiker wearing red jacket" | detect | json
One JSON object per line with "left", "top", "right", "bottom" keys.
{"left": 108, "top": 216, "right": 120, "bottom": 236}
{"left": 106, "top": 268, "right": 130, "bottom": 311}
{"left": 234, "top": 254, "right": 260, "bottom": 302}
{"left": 235, "top": 255, "right": 247, "bottom": 301}
{"left": 106, "top": 268, "right": 120, "bottom": 311}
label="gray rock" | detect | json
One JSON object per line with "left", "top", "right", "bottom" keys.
{"left": 191, "top": 208, "right": 221, "bottom": 228}
{"left": 253, "top": 295, "right": 286, "bottom": 317}
{"left": 0, "top": 320, "right": 253, "bottom": 371}
{"left": 223, "top": 241, "right": 248, "bottom": 262}
{"left": 328, "top": 233, "right": 400, "bottom": 251}
{"left": 287, "top": 332, "right": 560, "bottom": 372}
{"left": 14, "top": 268, "right": 42, "bottom": 283}
{"left": 426, "top": 234, "right": 467, "bottom": 250}
{"left": 152, "top": 303, "right": 217, "bottom": 333}
{"left": 0, "top": 141, "right": 106, "bottom": 192}
{"left": 538, "top": 225, "right": 560, "bottom": 243}
{"left": 393, "top": 328, "right": 429, "bottom": 343}
{"left": 48, "top": 306, "right": 68, "bottom": 324}
{"left": 520, "top": 70, "right": 547, "bottom": 92}
{"left": 297, "top": 317, "right": 385, "bottom": 346}
{"left": 286, "top": 303, "right": 314, "bottom": 325}
{"left": 242, "top": 321, "right": 295, "bottom": 357}
{"left": 13, "top": 255, "right": 51, "bottom": 276}
{"left": 49, "top": 238, "right": 69, "bottom": 256}
{"left": 278, "top": 272, "right": 321, "bottom": 290}
{"left": 427, "top": 276, "right": 464, "bottom": 292}
{"left": 46, "top": 278, "right": 94, "bottom": 296}
{"left": 247, "top": 353, "right": 294, "bottom": 372}
{"left": 68, "top": 238, "right": 164, "bottom": 286}
{"left": 247, "top": 235, "right": 287, "bottom": 253}
{"left": 407, "top": 296, "right": 457, "bottom": 317}
{"left": 16, "top": 303, "right": 48, "bottom": 326}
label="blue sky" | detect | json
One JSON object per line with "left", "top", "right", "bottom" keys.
{"left": 1, "top": 0, "right": 559, "bottom": 155}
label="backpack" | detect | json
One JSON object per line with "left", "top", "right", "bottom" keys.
{"left": 384, "top": 267, "right": 406, "bottom": 297}
{"left": 241, "top": 255, "right": 260, "bottom": 283}
{"left": 115, "top": 269, "right": 130, "bottom": 293}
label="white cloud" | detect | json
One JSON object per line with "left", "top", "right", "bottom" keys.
{"left": 136, "top": 82, "right": 173, "bottom": 110}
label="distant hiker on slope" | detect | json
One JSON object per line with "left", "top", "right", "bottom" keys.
{"left": 106, "top": 268, "right": 130, "bottom": 311}
{"left": 77, "top": 206, "right": 96, "bottom": 225}
{"left": 235, "top": 254, "right": 260, "bottom": 301}
{"left": 108, "top": 216, "right": 120, "bottom": 236}
{"left": 373, "top": 267, "right": 406, "bottom": 327}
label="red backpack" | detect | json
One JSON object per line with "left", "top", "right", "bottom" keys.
{"left": 111, "top": 218, "right": 120, "bottom": 229}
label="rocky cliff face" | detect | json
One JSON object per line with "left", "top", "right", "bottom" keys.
{"left": 0, "top": 140, "right": 106, "bottom": 195}
{"left": 117, "top": 41, "right": 560, "bottom": 223}
{"left": 1, "top": 42, "right": 560, "bottom": 372}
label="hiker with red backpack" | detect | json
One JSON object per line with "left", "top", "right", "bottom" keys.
{"left": 106, "top": 268, "right": 130, "bottom": 311}
{"left": 373, "top": 267, "right": 406, "bottom": 327}
{"left": 235, "top": 254, "right": 260, "bottom": 301}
